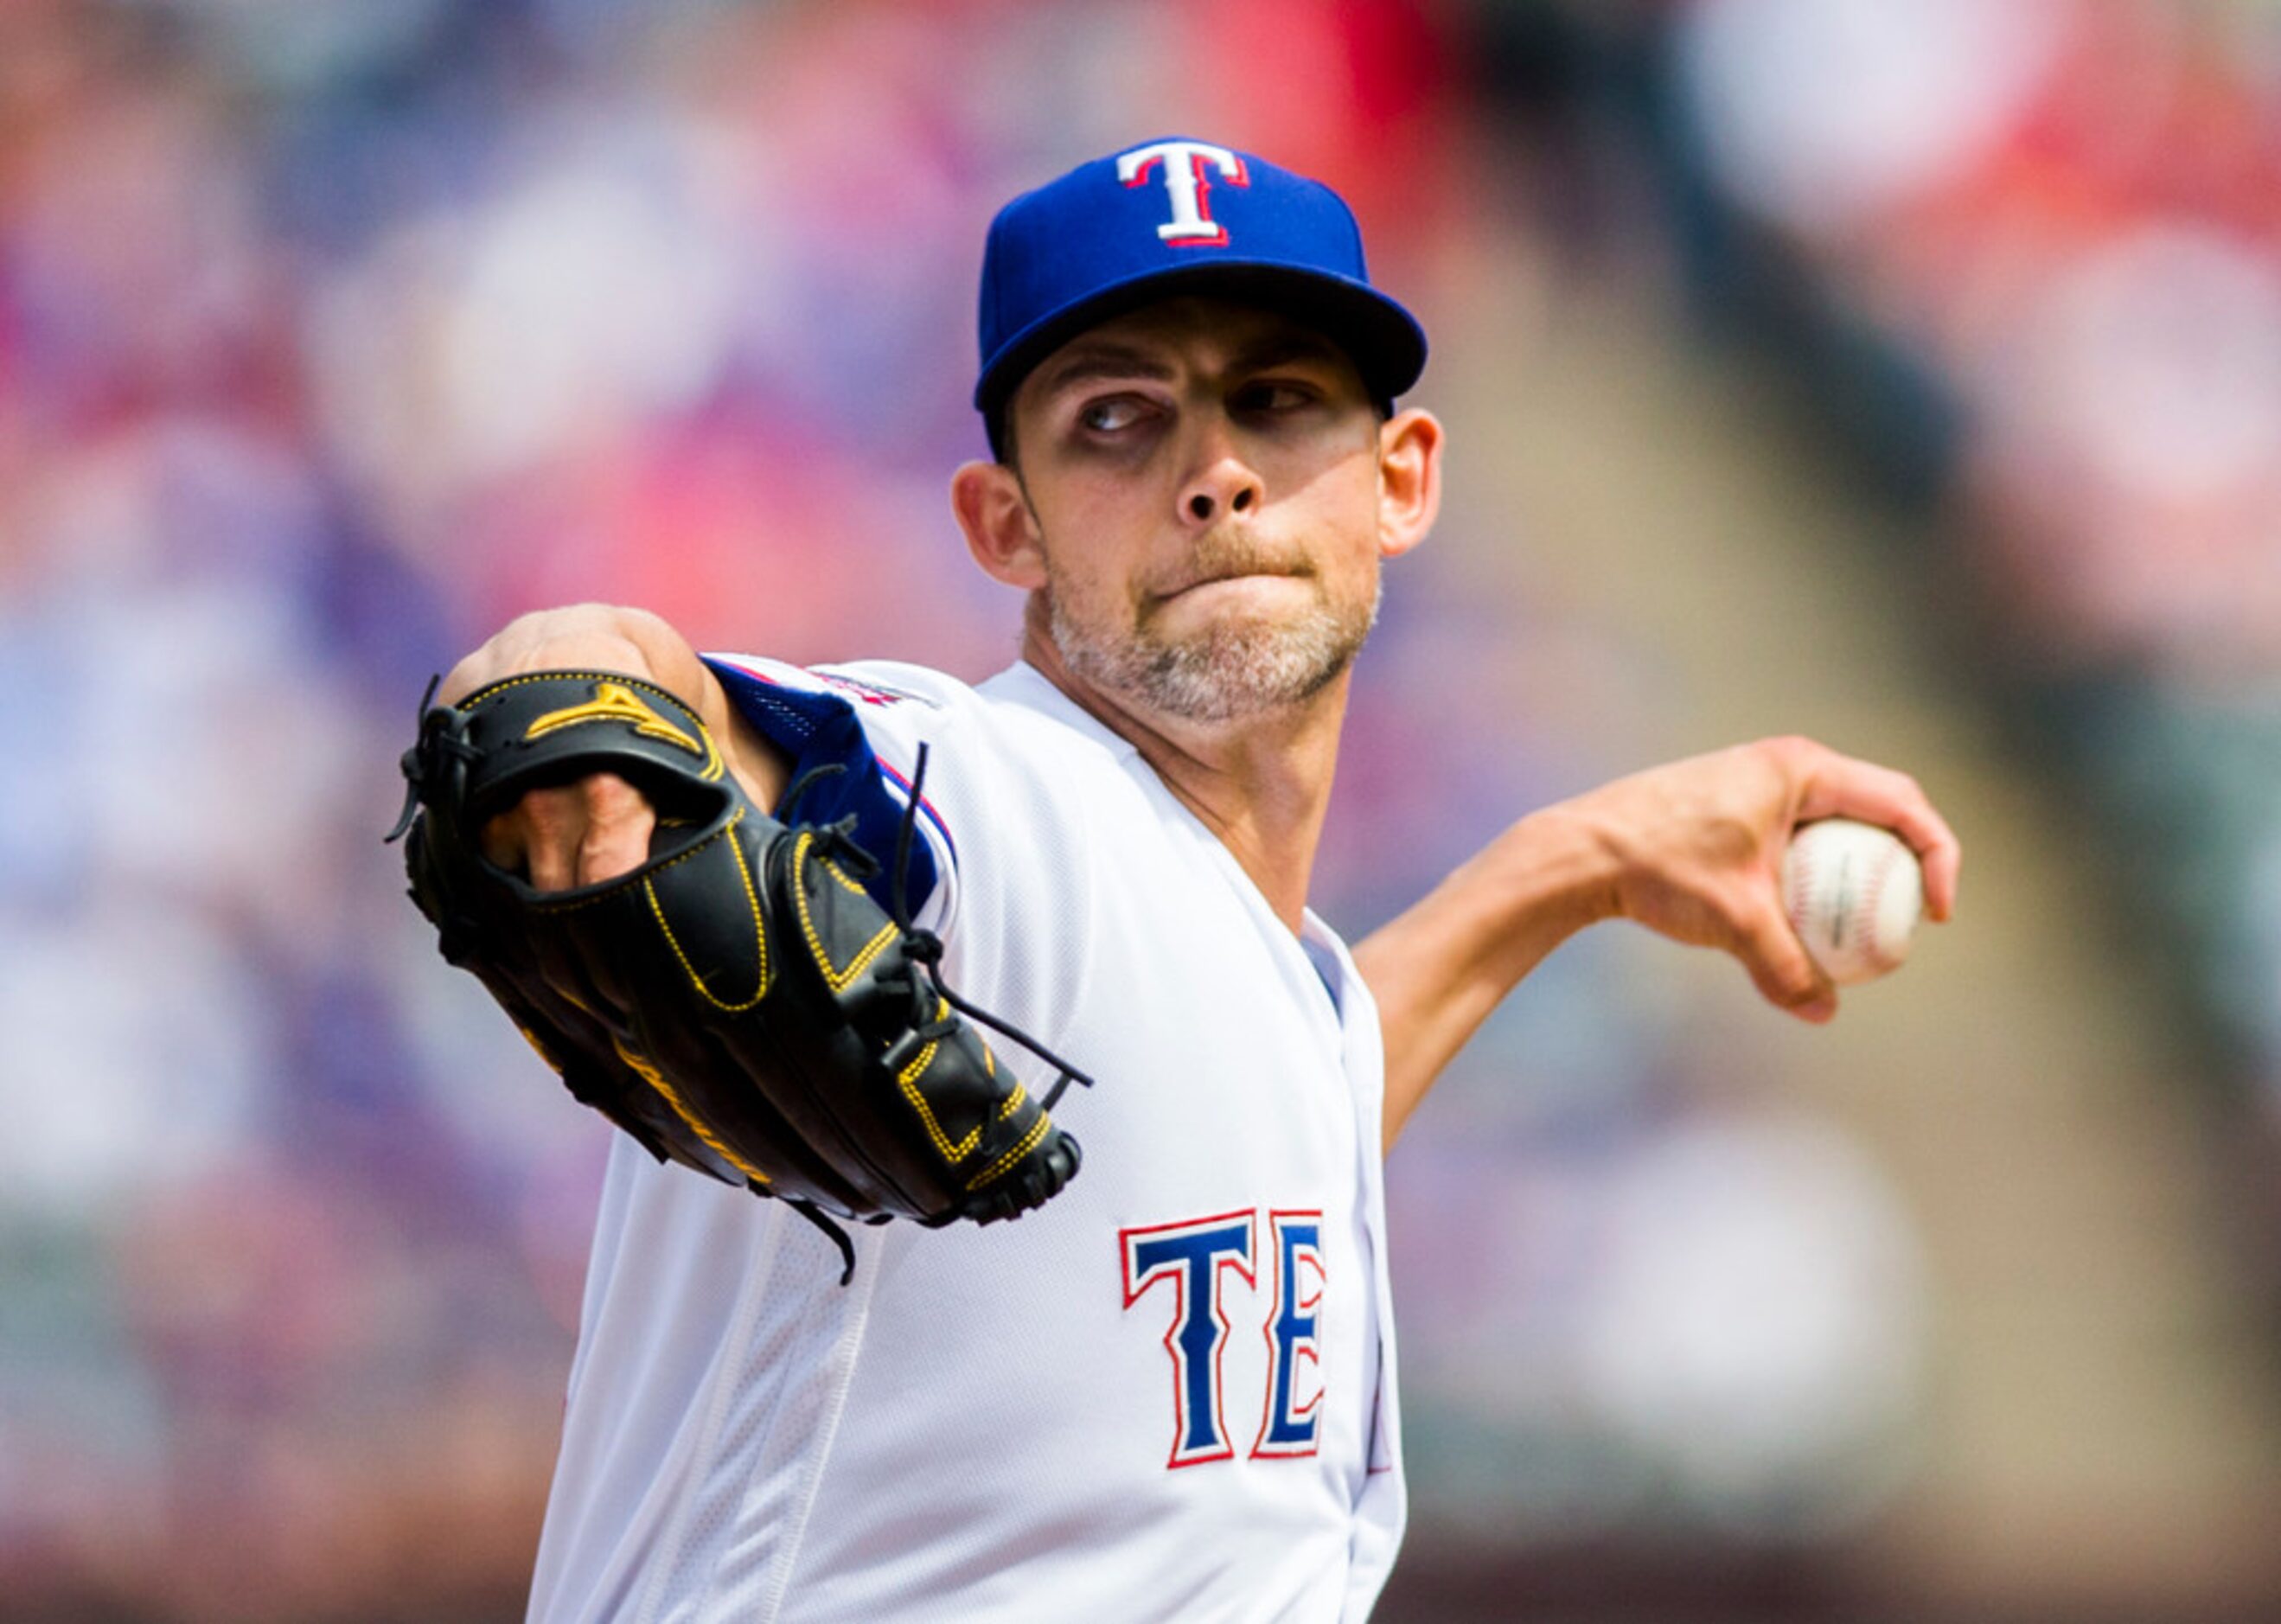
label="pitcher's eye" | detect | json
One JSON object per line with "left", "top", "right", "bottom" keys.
{"left": 1235, "top": 381, "right": 1316, "bottom": 416}
{"left": 1078, "top": 396, "right": 1152, "bottom": 434}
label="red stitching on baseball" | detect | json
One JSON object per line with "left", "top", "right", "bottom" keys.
{"left": 1855, "top": 843, "right": 1896, "bottom": 972}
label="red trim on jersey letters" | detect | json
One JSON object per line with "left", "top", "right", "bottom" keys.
{"left": 1120, "top": 1209, "right": 1256, "bottom": 1469}
{"left": 1251, "top": 1208, "right": 1326, "bottom": 1459}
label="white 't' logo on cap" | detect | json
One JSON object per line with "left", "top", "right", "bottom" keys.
{"left": 1116, "top": 140, "right": 1249, "bottom": 246}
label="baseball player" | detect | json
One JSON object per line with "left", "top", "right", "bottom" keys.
{"left": 415, "top": 137, "right": 1960, "bottom": 1621}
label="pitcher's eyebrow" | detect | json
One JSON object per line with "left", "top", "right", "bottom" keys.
{"left": 1226, "top": 332, "right": 1348, "bottom": 374}
{"left": 1033, "top": 330, "right": 1350, "bottom": 402}
{"left": 1032, "top": 345, "right": 1175, "bottom": 400}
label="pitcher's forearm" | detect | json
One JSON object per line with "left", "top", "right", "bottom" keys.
{"left": 1362, "top": 738, "right": 1962, "bottom": 1150}
{"left": 1358, "top": 803, "right": 1616, "bottom": 1148}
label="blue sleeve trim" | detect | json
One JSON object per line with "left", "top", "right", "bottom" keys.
{"left": 702, "top": 656, "right": 942, "bottom": 917}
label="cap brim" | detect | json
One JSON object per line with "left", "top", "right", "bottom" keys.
{"left": 974, "top": 260, "right": 1427, "bottom": 424}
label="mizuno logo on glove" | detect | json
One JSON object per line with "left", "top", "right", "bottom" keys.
{"left": 524, "top": 680, "right": 706, "bottom": 757}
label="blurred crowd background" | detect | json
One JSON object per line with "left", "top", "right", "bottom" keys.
{"left": 4, "top": 0, "right": 2280, "bottom": 1619}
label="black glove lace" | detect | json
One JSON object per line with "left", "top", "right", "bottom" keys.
{"left": 776, "top": 745, "right": 1093, "bottom": 1282}
{"left": 785, "top": 1198, "right": 859, "bottom": 1287}
{"left": 385, "top": 674, "right": 475, "bottom": 845}
{"left": 884, "top": 744, "right": 1096, "bottom": 1113}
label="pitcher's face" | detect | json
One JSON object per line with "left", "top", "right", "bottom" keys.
{"left": 1006, "top": 297, "right": 1394, "bottom": 724}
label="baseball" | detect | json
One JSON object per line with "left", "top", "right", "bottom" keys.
{"left": 1780, "top": 818, "right": 1924, "bottom": 986}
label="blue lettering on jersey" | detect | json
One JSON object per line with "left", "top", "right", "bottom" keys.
{"left": 1120, "top": 1211, "right": 1256, "bottom": 1468}
{"left": 1252, "top": 1211, "right": 1326, "bottom": 1458}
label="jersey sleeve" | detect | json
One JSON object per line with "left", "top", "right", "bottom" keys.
{"left": 701, "top": 654, "right": 960, "bottom": 936}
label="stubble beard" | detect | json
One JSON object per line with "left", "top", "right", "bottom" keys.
{"left": 1045, "top": 561, "right": 1381, "bottom": 726}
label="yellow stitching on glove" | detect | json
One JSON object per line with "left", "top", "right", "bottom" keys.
{"left": 517, "top": 1025, "right": 562, "bottom": 1074}
{"left": 614, "top": 1039, "right": 772, "bottom": 1186}
{"left": 818, "top": 854, "right": 872, "bottom": 899}
{"left": 895, "top": 998, "right": 979, "bottom": 1162}
{"left": 534, "top": 808, "right": 746, "bottom": 914}
{"left": 477, "top": 671, "right": 725, "bottom": 781}
{"left": 644, "top": 815, "right": 770, "bottom": 1011}
{"left": 524, "top": 679, "right": 705, "bottom": 757}
{"left": 968, "top": 1114, "right": 1051, "bottom": 1192}
{"left": 792, "top": 831, "right": 898, "bottom": 993}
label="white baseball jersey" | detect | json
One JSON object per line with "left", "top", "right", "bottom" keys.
{"left": 525, "top": 657, "right": 1404, "bottom": 1623}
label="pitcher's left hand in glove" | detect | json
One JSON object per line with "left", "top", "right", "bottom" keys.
{"left": 387, "top": 669, "right": 1087, "bottom": 1276}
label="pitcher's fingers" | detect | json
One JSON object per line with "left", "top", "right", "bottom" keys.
{"left": 574, "top": 774, "right": 655, "bottom": 887}
{"left": 1735, "top": 889, "right": 1837, "bottom": 1023}
{"left": 479, "top": 811, "right": 527, "bottom": 877}
{"left": 1796, "top": 756, "right": 1962, "bottom": 923}
{"left": 514, "top": 783, "right": 596, "bottom": 892}
{"left": 525, "top": 827, "right": 580, "bottom": 893}
{"left": 1911, "top": 814, "right": 1962, "bottom": 923}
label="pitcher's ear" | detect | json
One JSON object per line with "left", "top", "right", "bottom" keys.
{"left": 953, "top": 460, "right": 1048, "bottom": 589}
{"left": 1377, "top": 408, "right": 1443, "bottom": 559}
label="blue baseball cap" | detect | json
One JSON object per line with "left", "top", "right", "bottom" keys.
{"left": 974, "top": 137, "right": 1427, "bottom": 457}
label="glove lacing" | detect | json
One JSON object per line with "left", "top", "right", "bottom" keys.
{"left": 782, "top": 748, "right": 1095, "bottom": 1108}
{"left": 774, "top": 744, "right": 1095, "bottom": 1282}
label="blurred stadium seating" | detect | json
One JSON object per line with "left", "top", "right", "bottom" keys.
{"left": 1, "top": 2, "right": 2277, "bottom": 1619}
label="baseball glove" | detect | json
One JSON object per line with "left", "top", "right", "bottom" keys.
{"left": 387, "top": 668, "right": 1088, "bottom": 1279}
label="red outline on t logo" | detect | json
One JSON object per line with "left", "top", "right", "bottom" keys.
{"left": 1116, "top": 140, "right": 1250, "bottom": 248}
